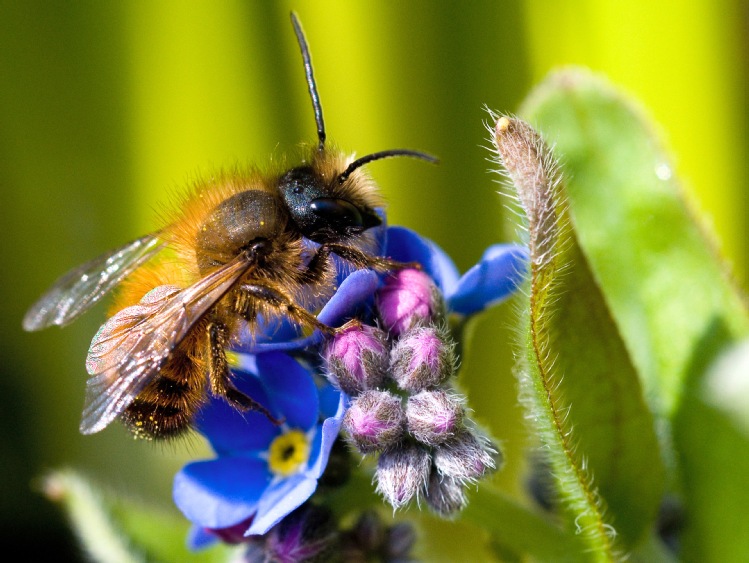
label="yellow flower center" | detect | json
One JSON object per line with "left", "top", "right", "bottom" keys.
{"left": 268, "top": 430, "right": 310, "bottom": 476}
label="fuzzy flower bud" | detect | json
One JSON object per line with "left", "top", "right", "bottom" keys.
{"left": 375, "top": 443, "right": 432, "bottom": 509}
{"left": 351, "top": 511, "right": 385, "bottom": 553}
{"left": 406, "top": 389, "right": 464, "bottom": 446}
{"left": 390, "top": 325, "right": 456, "bottom": 392}
{"left": 340, "top": 512, "right": 416, "bottom": 562}
{"left": 323, "top": 322, "right": 389, "bottom": 396}
{"left": 432, "top": 430, "right": 501, "bottom": 483}
{"left": 376, "top": 268, "right": 444, "bottom": 336}
{"left": 262, "top": 504, "right": 338, "bottom": 563}
{"left": 425, "top": 472, "right": 467, "bottom": 517}
{"left": 343, "top": 390, "right": 406, "bottom": 453}
{"left": 384, "top": 522, "right": 417, "bottom": 559}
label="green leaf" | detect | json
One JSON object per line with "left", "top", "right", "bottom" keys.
{"left": 548, "top": 239, "right": 666, "bottom": 549}
{"left": 520, "top": 67, "right": 749, "bottom": 419}
{"left": 701, "top": 340, "right": 749, "bottom": 436}
{"left": 42, "top": 469, "right": 234, "bottom": 563}
{"left": 672, "top": 337, "right": 749, "bottom": 561}
{"left": 523, "top": 69, "right": 749, "bottom": 561}
{"left": 462, "top": 485, "right": 585, "bottom": 562}
{"left": 493, "top": 117, "right": 665, "bottom": 557}
{"left": 520, "top": 69, "right": 749, "bottom": 561}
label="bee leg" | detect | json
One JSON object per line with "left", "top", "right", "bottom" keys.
{"left": 296, "top": 245, "right": 334, "bottom": 286}
{"left": 325, "top": 243, "right": 421, "bottom": 274}
{"left": 224, "top": 386, "right": 284, "bottom": 426}
{"left": 206, "top": 320, "right": 284, "bottom": 425}
{"left": 238, "top": 282, "right": 336, "bottom": 336}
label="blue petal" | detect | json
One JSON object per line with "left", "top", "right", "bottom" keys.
{"left": 384, "top": 226, "right": 460, "bottom": 294}
{"left": 173, "top": 457, "right": 270, "bottom": 529}
{"left": 194, "top": 367, "right": 279, "bottom": 456}
{"left": 307, "top": 392, "right": 347, "bottom": 478}
{"left": 242, "top": 315, "right": 302, "bottom": 346}
{"left": 318, "top": 384, "right": 343, "bottom": 419}
{"left": 253, "top": 352, "right": 319, "bottom": 431}
{"left": 317, "top": 268, "right": 380, "bottom": 325}
{"left": 447, "top": 244, "right": 528, "bottom": 316}
{"left": 246, "top": 474, "right": 318, "bottom": 536}
{"left": 241, "top": 331, "right": 322, "bottom": 354}
{"left": 187, "top": 525, "right": 218, "bottom": 550}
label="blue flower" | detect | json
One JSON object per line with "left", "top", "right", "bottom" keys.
{"left": 173, "top": 352, "right": 346, "bottom": 540}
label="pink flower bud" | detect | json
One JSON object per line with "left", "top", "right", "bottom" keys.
{"left": 323, "top": 323, "right": 389, "bottom": 396}
{"left": 375, "top": 443, "right": 432, "bottom": 510}
{"left": 390, "top": 325, "right": 456, "bottom": 392}
{"left": 376, "top": 268, "right": 444, "bottom": 336}
{"left": 425, "top": 472, "right": 467, "bottom": 517}
{"left": 351, "top": 511, "right": 385, "bottom": 553}
{"left": 343, "top": 390, "right": 406, "bottom": 453}
{"left": 433, "top": 430, "right": 501, "bottom": 483}
{"left": 384, "top": 522, "right": 416, "bottom": 559}
{"left": 340, "top": 511, "right": 416, "bottom": 561}
{"left": 406, "top": 389, "right": 464, "bottom": 446}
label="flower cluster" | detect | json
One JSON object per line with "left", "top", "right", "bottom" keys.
{"left": 172, "top": 224, "right": 526, "bottom": 557}
{"left": 324, "top": 268, "right": 501, "bottom": 515}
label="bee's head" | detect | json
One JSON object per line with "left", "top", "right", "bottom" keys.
{"left": 279, "top": 149, "right": 436, "bottom": 244}
{"left": 278, "top": 162, "right": 379, "bottom": 244}
{"left": 284, "top": 13, "right": 436, "bottom": 244}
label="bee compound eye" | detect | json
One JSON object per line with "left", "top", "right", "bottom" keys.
{"left": 310, "top": 197, "right": 365, "bottom": 228}
{"left": 310, "top": 197, "right": 364, "bottom": 227}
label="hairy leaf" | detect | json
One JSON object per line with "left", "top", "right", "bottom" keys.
{"left": 494, "top": 115, "right": 664, "bottom": 556}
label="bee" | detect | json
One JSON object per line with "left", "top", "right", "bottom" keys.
{"left": 23, "top": 13, "right": 435, "bottom": 440}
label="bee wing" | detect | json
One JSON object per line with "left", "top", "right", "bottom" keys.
{"left": 23, "top": 233, "right": 166, "bottom": 331}
{"left": 79, "top": 255, "right": 256, "bottom": 435}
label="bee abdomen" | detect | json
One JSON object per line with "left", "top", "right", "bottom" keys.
{"left": 122, "top": 345, "right": 207, "bottom": 440}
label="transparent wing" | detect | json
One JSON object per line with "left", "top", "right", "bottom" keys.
{"left": 23, "top": 233, "right": 165, "bottom": 331}
{"left": 79, "top": 255, "right": 256, "bottom": 435}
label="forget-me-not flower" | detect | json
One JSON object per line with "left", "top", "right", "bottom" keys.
{"left": 173, "top": 352, "right": 345, "bottom": 541}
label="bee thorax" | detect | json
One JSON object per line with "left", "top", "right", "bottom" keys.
{"left": 195, "top": 190, "right": 287, "bottom": 274}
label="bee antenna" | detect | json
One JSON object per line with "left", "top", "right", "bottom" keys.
{"left": 290, "top": 12, "right": 326, "bottom": 151}
{"left": 338, "top": 149, "right": 439, "bottom": 184}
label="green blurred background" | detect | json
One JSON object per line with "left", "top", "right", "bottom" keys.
{"left": 1, "top": 1, "right": 746, "bottom": 560}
